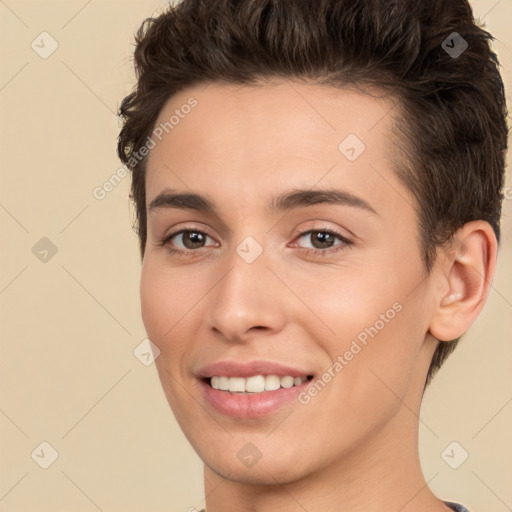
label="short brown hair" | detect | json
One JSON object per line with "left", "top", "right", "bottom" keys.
{"left": 117, "top": 0, "right": 508, "bottom": 385}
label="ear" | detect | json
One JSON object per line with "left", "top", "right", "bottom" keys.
{"left": 428, "top": 221, "right": 498, "bottom": 342}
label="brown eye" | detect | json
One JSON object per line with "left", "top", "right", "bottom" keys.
{"left": 296, "top": 230, "right": 347, "bottom": 250}
{"left": 309, "top": 231, "right": 337, "bottom": 249}
{"left": 181, "top": 231, "right": 207, "bottom": 249}
{"left": 167, "top": 230, "right": 215, "bottom": 250}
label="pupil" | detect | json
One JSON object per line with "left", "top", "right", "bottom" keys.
{"left": 184, "top": 231, "right": 205, "bottom": 249}
{"left": 313, "top": 232, "right": 334, "bottom": 248}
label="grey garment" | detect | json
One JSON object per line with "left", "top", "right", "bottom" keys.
{"left": 445, "top": 502, "right": 471, "bottom": 512}
{"left": 198, "top": 502, "right": 469, "bottom": 512}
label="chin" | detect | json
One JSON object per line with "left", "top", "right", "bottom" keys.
{"left": 192, "top": 429, "right": 329, "bottom": 485}
{"left": 202, "top": 451, "right": 312, "bottom": 485}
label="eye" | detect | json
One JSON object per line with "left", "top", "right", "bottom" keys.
{"left": 293, "top": 229, "right": 352, "bottom": 253}
{"left": 159, "top": 228, "right": 218, "bottom": 253}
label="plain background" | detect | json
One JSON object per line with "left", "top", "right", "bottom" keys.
{"left": 0, "top": 0, "right": 511, "bottom": 510}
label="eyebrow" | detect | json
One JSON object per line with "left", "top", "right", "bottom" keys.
{"left": 148, "top": 187, "right": 377, "bottom": 216}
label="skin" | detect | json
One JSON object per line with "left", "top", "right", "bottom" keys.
{"left": 140, "top": 79, "right": 496, "bottom": 512}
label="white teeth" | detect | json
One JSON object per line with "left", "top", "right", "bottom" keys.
{"left": 265, "top": 375, "right": 281, "bottom": 391}
{"left": 280, "top": 376, "right": 294, "bottom": 388}
{"left": 228, "top": 377, "right": 245, "bottom": 393}
{"left": 246, "top": 375, "right": 265, "bottom": 393}
{"left": 218, "top": 376, "right": 229, "bottom": 391}
{"left": 209, "top": 374, "right": 308, "bottom": 393}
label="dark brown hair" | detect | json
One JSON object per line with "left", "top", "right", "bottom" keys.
{"left": 117, "top": 0, "right": 508, "bottom": 385}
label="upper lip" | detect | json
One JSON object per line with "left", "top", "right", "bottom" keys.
{"left": 196, "top": 360, "right": 314, "bottom": 379}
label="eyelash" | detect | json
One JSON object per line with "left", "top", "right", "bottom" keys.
{"left": 158, "top": 227, "right": 353, "bottom": 258}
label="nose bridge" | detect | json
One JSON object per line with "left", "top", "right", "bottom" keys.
{"left": 206, "top": 238, "right": 285, "bottom": 340}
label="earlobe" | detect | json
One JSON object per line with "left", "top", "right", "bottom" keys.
{"left": 428, "top": 221, "right": 497, "bottom": 342}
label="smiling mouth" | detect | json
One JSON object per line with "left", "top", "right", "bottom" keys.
{"left": 206, "top": 374, "right": 314, "bottom": 394}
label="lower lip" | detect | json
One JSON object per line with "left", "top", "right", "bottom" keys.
{"left": 200, "top": 379, "right": 310, "bottom": 418}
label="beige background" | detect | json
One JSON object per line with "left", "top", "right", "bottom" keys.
{"left": 0, "top": 0, "right": 511, "bottom": 511}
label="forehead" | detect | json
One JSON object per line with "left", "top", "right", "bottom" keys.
{"left": 145, "top": 79, "right": 408, "bottom": 212}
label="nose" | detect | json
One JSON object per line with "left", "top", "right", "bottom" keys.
{"left": 205, "top": 247, "right": 287, "bottom": 343}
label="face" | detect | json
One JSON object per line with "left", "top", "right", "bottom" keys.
{"left": 140, "top": 80, "right": 438, "bottom": 484}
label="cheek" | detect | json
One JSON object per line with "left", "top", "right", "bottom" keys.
{"left": 294, "top": 256, "right": 425, "bottom": 399}
{"left": 139, "top": 260, "right": 191, "bottom": 365}
{"left": 140, "top": 260, "right": 196, "bottom": 419}
{"left": 140, "top": 259, "right": 214, "bottom": 378}
{"left": 140, "top": 262, "right": 168, "bottom": 342}
{"left": 140, "top": 259, "right": 196, "bottom": 342}
{"left": 289, "top": 263, "right": 401, "bottom": 344}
